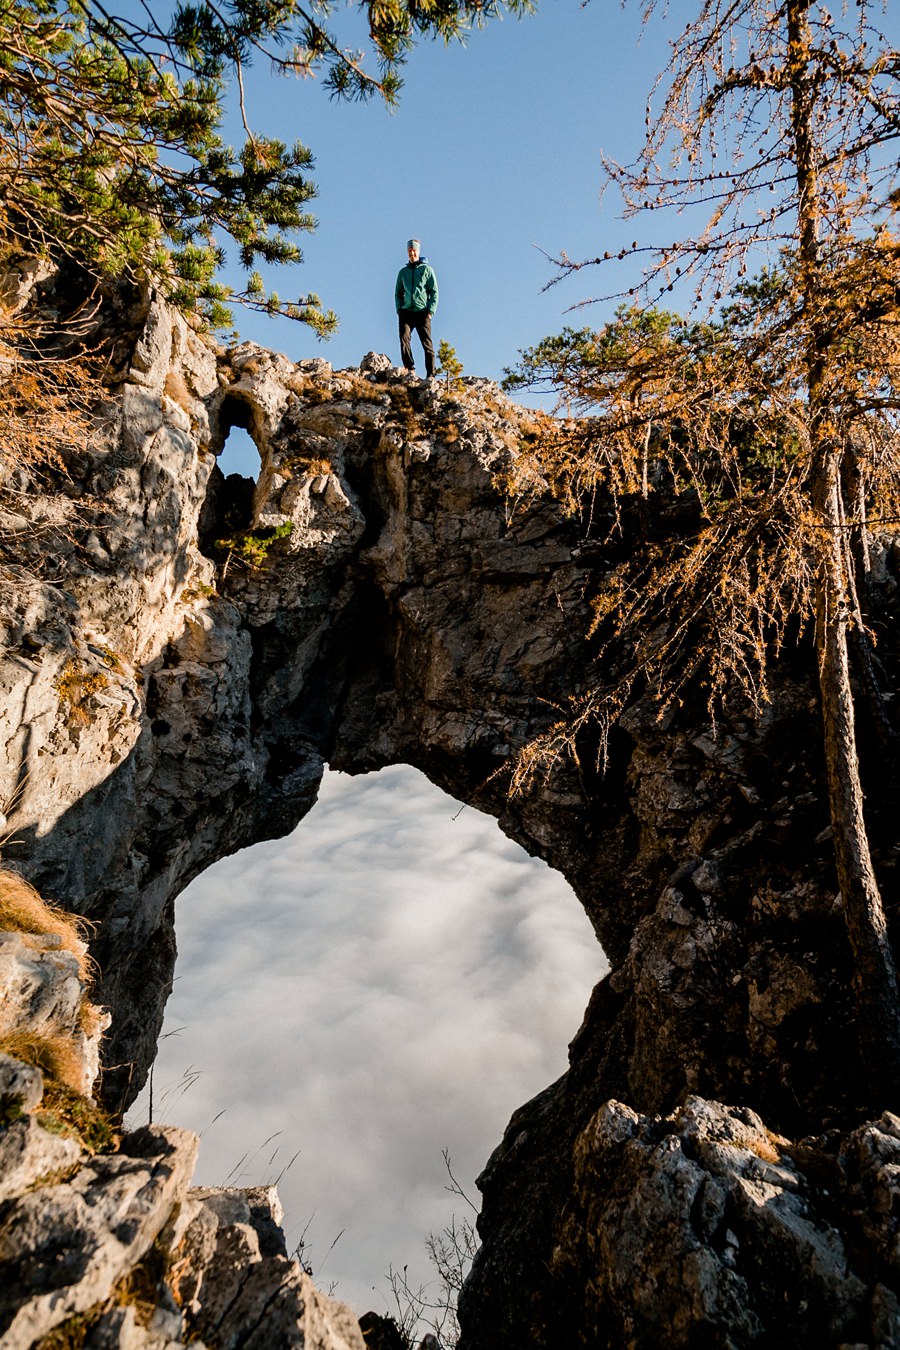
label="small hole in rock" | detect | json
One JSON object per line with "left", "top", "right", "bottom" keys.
{"left": 218, "top": 423, "right": 258, "bottom": 480}
{"left": 199, "top": 406, "right": 259, "bottom": 556}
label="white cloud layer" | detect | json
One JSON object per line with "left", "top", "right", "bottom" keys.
{"left": 128, "top": 765, "right": 606, "bottom": 1319}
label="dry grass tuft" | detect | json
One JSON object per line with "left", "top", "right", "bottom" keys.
{"left": 332, "top": 371, "right": 386, "bottom": 402}
{"left": 285, "top": 371, "right": 333, "bottom": 402}
{"left": 0, "top": 867, "right": 105, "bottom": 1069}
{"left": 54, "top": 659, "right": 108, "bottom": 729}
{"left": 386, "top": 384, "right": 424, "bottom": 440}
{"left": 163, "top": 369, "right": 194, "bottom": 413}
{"left": 37, "top": 1078, "right": 118, "bottom": 1154}
{"left": 0, "top": 1029, "right": 87, "bottom": 1094}
{"left": 31, "top": 1309, "right": 104, "bottom": 1348}
{"left": 78, "top": 998, "right": 106, "bottom": 1039}
{"left": 284, "top": 455, "right": 331, "bottom": 477}
{"left": 0, "top": 868, "right": 91, "bottom": 978}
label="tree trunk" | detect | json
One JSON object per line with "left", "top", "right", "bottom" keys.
{"left": 841, "top": 455, "right": 900, "bottom": 758}
{"left": 814, "top": 462, "right": 900, "bottom": 1097}
{"left": 788, "top": 0, "right": 900, "bottom": 1099}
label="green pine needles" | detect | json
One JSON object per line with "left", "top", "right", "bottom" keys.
{"left": 0, "top": 0, "right": 335, "bottom": 331}
{"left": 437, "top": 339, "right": 464, "bottom": 390}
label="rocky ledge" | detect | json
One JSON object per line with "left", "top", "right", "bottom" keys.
{"left": 3, "top": 275, "right": 900, "bottom": 1347}
{"left": 0, "top": 909, "right": 367, "bottom": 1350}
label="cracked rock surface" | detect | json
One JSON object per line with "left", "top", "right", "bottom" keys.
{"left": 4, "top": 282, "right": 900, "bottom": 1347}
{"left": 0, "top": 925, "right": 364, "bottom": 1350}
{"left": 552, "top": 1097, "right": 900, "bottom": 1349}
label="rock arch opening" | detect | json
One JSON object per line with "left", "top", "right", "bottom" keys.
{"left": 128, "top": 763, "right": 606, "bottom": 1316}
{"left": 198, "top": 394, "right": 260, "bottom": 554}
{"left": 216, "top": 400, "right": 259, "bottom": 479}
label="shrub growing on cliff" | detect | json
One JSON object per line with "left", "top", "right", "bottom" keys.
{"left": 0, "top": 326, "right": 104, "bottom": 570}
{"left": 214, "top": 519, "right": 293, "bottom": 571}
{"left": 504, "top": 0, "right": 900, "bottom": 1097}
{"left": 55, "top": 659, "right": 110, "bottom": 731}
{"left": 382, "top": 1150, "right": 477, "bottom": 1348}
{"left": 437, "top": 340, "right": 464, "bottom": 393}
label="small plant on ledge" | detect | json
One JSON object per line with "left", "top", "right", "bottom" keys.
{"left": 214, "top": 521, "right": 293, "bottom": 574}
{"left": 437, "top": 341, "right": 464, "bottom": 393}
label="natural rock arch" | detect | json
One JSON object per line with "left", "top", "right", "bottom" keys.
{"left": 3, "top": 293, "right": 862, "bottom": 1133}
{"left": 5, "top": 295, "right": 897, "bottom": 1349}
{"left": 198, "top": 399, "right": 260, "bottom": 550}
{"left": 7, "top": 312, "right": 608, "bottom": 1107}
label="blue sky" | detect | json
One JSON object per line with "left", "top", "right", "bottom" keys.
{"left": 219, "top": 0, "right": 683, "bottom": 384}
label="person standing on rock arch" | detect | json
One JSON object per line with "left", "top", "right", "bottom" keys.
{"left": 395, "top": 238, "right": 438, "bottom": 379}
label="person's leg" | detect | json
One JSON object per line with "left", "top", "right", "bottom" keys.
{"left": 398, "top": 311, "right": 415, "bottom": 371}
{"left": 413, "top": 312, "right": 435, "bottom": 377}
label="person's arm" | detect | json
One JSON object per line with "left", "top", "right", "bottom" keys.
{"left": 395, "top": 269, "right": 405, "bottom": 312}
{"left": 426, "top": 266, "right": 438, "bottom": 314}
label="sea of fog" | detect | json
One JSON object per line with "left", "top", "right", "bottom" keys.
{"left": 127, "top": 764, "right": 607, "bottom": 1321}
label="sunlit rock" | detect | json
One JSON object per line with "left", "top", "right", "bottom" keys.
{"left": 3, "top": 284, "right": 900, "bottom": 1347}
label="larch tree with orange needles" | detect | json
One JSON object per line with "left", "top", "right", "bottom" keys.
{"left": 506, "top": 0, "right": 900, "bottom": 1098}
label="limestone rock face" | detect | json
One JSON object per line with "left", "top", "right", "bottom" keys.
{"left": 4, "top": 288, "right": 900, "bottom": 1347}
{"left": 0, "top": 1103, "right": 370, "bottom": 1350}
{"left": 174, "top": 1185, "right": 366, "bottom": 1350}
{"left": 0, "top": 1111, "right": 83, "bottom": 1205}
{"left": 0, "top": 944, "right": 367, "bottom": 1350}
{"left": 0, "top": 1125, "right": 198, "bottom": 1347}
{"left": 552, "top": 1097, "right": 900, "bottom": 1350}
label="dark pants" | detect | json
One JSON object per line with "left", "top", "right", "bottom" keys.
{"left": 398, "top": 308, "right": 435, "bottom": 376}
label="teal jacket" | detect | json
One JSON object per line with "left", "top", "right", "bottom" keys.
{"left": 395, "top": 257, "right": 438, "bottom": 315}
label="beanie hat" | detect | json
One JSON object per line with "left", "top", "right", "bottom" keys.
{"left": 407, "top": 238, "right": 421, "bottom": 251}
